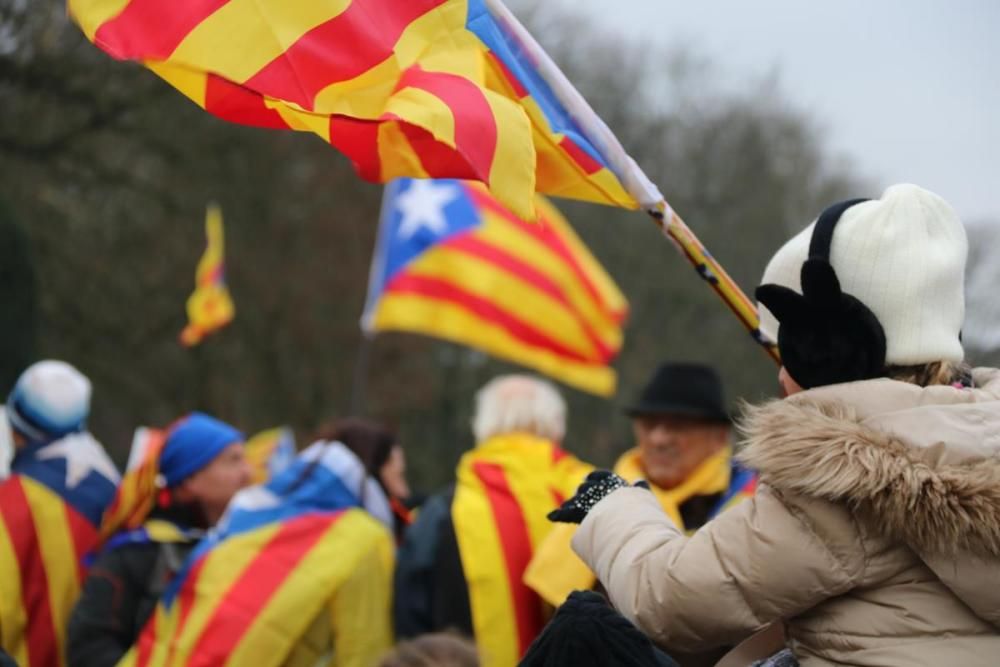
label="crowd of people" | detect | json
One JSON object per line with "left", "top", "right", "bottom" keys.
{"left": 1, "top": 184, "right": 998, "bottom": 667}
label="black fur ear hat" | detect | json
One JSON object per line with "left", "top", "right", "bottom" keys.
{"left": 755, "top": 199, "right": 887, "bottom": 389}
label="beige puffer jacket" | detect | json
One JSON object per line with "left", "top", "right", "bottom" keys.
{"left": 573, "top": 368, "right": 1000, "bottom": 666}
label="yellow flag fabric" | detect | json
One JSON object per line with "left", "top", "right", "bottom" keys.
{"left": 524, "top": 447, "right": 735, "bottom": 607}
{"left": 180, "top": 204, "right": 234, "bottom": 347}
{"left": 451, "top": 433, "right": 590, "bottom": 666}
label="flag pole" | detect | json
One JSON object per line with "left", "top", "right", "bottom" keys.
{"left": 484, "top": 0, "right": 780, "bottom": 366}
{"left": 648, "top": 203, "right": 781, "bottom": 364}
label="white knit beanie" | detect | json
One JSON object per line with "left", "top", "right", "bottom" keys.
{"left": 758, "top": 184, "right": 967, "bottom": 366}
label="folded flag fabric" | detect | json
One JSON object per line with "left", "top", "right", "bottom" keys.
{"left": 243, "top": 427, "right": 296, "bottom": 485}
{"left": 117, "top": 441, "right": 395, "bottom": 667}
{"left": 0, "top": 433, "right": 119, "bottom": 667}
{"left": 180, "top": 204, "right": 234, "bottom": 347}
{"left": 97, "top": 426, "right": 168, "bottom": 546}
{"left": 363, "top": 177, "right": 627, "bottom": 395}
{"left": 68, "top": 0, "right": 657, "bottom": 220}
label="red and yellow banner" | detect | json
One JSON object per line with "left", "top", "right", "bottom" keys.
{"left": 67, "top": 0, "right": 646, "bottom": 220}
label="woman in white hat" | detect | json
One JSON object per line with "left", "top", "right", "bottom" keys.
{"left": 550, "top": 184, "right": 1000, "bottom": 666}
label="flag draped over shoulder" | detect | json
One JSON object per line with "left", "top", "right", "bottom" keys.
{"left": 450, "top": 433, "right": 592, "bottom": 666}
{"left": 180, "top": 204, "right": 234, "bottom": 347}
{"left": 0, "top": 434, "right": 120, "bottom": 667}
{"left": 362, "top": 178, "right": 628, "bottom": 395}
{"left": 119, "top": 442, "right": 395, "bottom": 667}
{"left": 68, "top": 0, "right": 655, "bottom": 220}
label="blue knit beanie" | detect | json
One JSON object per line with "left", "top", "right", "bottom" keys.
{"left": 159, "top": 412, "right": 244, "bottom": 487}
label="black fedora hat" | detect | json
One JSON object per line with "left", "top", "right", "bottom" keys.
{"left": 624, "top": 362, "right": 729, "bottom": 423}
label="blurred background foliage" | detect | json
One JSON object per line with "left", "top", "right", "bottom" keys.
{"left": 2, "top": 0, "right": 996, "bottom": 490}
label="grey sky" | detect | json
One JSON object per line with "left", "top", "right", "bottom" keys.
{"left": 565, "top": 0, "right": 999, "bottom": 224}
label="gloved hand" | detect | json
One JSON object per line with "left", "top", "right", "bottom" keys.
{"left": 547, "top": 470, "right": 650, "bottom": 524}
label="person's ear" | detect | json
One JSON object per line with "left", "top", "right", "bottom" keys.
{"left": 172, "top": 480, "right": 196, "bottom": 504}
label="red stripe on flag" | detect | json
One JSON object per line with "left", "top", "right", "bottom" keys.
{"left": 93, "top": 0, "right": 228, "bottom": 60}
{"left": 472, "top": 462, "right": 545, "bottom": 658}
{"left": 158, "top": 556, "right": 208, "bottom": 667}
{"left": 557, "top": 136, "right": 604, "bottom": 175}
{"left": 183, "top": 513, "right": 341, "bottom": 664}
{"left": 443, "top": 234, "right": 613, "bottom": 362}
{"left": 64, "top": 502, "right": 98, "bottom": 583}
{"left": 467, "top": 187, "right": 621, "bottom": 322}
{"left": 0, "top": 478, "right": 59, "bottom": 667}
{"left": 393, "top": 66, "right": 498, "bottom": 182}
{"left": 384, "top": 273, "right": 599, "bottom": 364}
{"left": 328, "top": 116, "right": 383, "bottom": 181}
{"left": 396, "top": 122, "right": 480, "bottom": 180}
{"left": 134, "top": 610, "right": 156, "bottom": 667}
{"left": 204, "top": 74, "right": 289, "bottom": 129}
{"left": 244, "top": 0, "right": 448, "bottom": 110}
{"left": 486, "top": 51, "right": 529, "bottom": 98}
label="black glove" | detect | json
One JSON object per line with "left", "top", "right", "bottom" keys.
{"left": 547, "top": 470, "right": 649, "bottom": 524}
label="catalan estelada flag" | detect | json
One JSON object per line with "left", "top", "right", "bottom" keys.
{"left": 362, "top": 178, "right": 628, "bottom": 395}
{"left": 68, "top": 0, "right": 660, "bottom": 220}
{"left": 0, "top": 433, "right": 120, "bottom": 667}
{"left": 179, "top": 204, "right": 234, "bottom": 347}
{"left": 118, "top": 442, "right": 394, "bottom": 667}
{"left": 451, "top": 433, "right": 592, "bottom": 666}
{"left": 243, "top": 427, "right": 296, "bottom": 485}
{"left": 97, "top": 427, "right": 168, "bottom": 546}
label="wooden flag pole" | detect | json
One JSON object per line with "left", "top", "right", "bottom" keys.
{"left": 647, "top": 201, "right": 782, "bottom": 366}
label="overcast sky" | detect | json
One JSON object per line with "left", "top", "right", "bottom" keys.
{"left": 564, "top": 0, "right": 999, "bottom": 224}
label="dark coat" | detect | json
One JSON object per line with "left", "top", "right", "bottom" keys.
{"left": 393, "top": 486, "right": 473, "bottom": 639}
{"left": 67, "top": 508, "right": 199, "bottom": 667}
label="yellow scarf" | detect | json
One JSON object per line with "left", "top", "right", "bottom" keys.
{"left": 612, "top": 446, "right": 731, "bottom": 527}
{"left": 524, "top": 446, "right": 732, "bottom": 607}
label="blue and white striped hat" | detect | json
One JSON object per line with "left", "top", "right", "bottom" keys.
{"left": 6, "top": 360, "right": 92, "bottom": 443}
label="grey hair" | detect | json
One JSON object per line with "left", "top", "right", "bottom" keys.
{"left": 472, "top": 375, "right": 566, "bottom": 443}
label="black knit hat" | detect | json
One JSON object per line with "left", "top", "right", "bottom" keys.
{"left": 519, "top": 591, "right": 679, "bottom": 667}
{"left": 624, "top": 362, "right": 729, "bottom": 423}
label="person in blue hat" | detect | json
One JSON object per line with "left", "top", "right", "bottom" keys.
{"left": 68, "top": 412, "right": 252, "bottom": 667}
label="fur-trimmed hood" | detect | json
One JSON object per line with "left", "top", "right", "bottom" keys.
{"left": 737, "top": 368, "right": 1000, "bottom": 558}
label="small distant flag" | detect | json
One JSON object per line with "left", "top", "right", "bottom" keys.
{"left": 363, "top": 178, "right": 628, "bottom": 396}
{"left": 244, "top": 427, "right": 297, "bottom": 485}
{"left": 180, "top": 204, "right": 234, "bottom": 347}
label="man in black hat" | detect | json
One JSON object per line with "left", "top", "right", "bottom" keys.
{"left": 525, "top": 363, "right": 755, "bottom": 617}
{"left": 619, "top": 362, "right": 749, "bottom": 530}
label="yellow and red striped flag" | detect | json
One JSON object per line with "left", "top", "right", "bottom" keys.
{"left": 179, "top": 204, "right": 234, "bottom": 347}
{"left": 451, "top": 433, "right": 592, "bottom": 665}
{"left": 363, "top": 178, "right": 627, "bottom": 395}
{"left": 97, "top": 427, "right": 168, "bottom": 546}
{"left": 118, "top": 443, "right": 395, "bottom": 667}
{"left": 68, "top": 0, "right": 664, "bottom": 221}
{"left": 0, "top": 434, "right": 119, "bottom": 667}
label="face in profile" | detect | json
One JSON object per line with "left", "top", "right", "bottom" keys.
{"left": 380, "top": 445, "right": 411, "bottom": 500}
{"left": 177, "top": 442, "right": 253, "bottom": 526}
{"left": 633, "top": 415, "right": 730, "bottom": 490}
